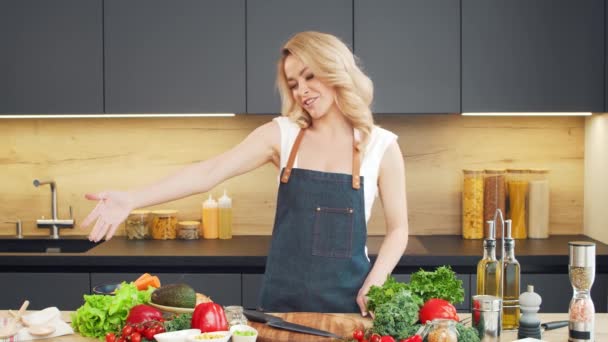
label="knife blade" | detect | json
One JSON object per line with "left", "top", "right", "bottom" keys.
{"left": 243, "top": 309, "right": 343, "bottom": 339}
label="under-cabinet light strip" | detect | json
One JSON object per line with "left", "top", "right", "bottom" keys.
{"left": 0, "top": 113, "right": 236, "bottom": 119}
{"left": 462, "top": 112, "right": 592, "bottom": 116}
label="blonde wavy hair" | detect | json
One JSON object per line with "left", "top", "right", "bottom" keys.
{"left": 276, "top": 31, "right": 374, "bottom": 151}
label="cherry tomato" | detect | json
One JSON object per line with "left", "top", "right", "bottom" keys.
{"left": 121, "top": 325, "right": 133, "bottom": 337}
{"left": 130, "top": 331, "right": 142, "bottom": 342}
{"left": 116, "top": 338, "right": 125, "bottom": 342}
{"left": 352, "top": 329, "right": 365, "bottom": 341}
{"left": 370, "top": 334, "right": 382, "bottom": 342}
{"left": 156, "top": 325, "right": 166, "bottom": 334}
{"left": 105, "top": 332, "right": 116, "bottom": 342}
{"left": 380, "top": 336, "right": 396, "bottom": 342}
{"left": 143, "top": 327, "right": 157, "bottom": 340}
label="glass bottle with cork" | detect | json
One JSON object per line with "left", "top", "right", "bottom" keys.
{"left": 506, "top": 168, "right": 529, "bottom": 239}
{"left": 477, "top": 220, "right": 501, "bottom": 297}
{"left": 462, "top": 169, "right": 484, "bottom": 239}
{"left": 484, "top": 169, "right": 506, "bottom": 238}
{"left": 202, "top": 194, "right": 219, "bottom": 239}
{"left": 528, "top": 169, "right": 550, "bottom": 239}
{"left": 218, "top": 190, "right": 232, "bottom": 239}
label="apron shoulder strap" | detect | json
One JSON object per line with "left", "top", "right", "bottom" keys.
{"left": 281, "top": 128, "right": 361, "bottom": 190}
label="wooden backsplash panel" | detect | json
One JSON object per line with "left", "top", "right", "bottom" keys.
{"left": 0, "top": 115, "right": 584, "bottom": 237}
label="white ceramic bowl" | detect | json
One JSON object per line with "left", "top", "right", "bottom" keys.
{"left": 186, "top": 330, "right": 231, "bottom": 342}
{"left": 229, "top": 324, "right": 258, "bottom": 342}
{"left": 153, "top": 329, "right": 201, "bottom": 342}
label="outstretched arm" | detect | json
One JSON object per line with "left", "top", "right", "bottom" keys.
{"left": 356, "top": 140, "right": 409, "bottom": 316}
{"left": 83, "top": 120, "right": 280, "bottom": 241}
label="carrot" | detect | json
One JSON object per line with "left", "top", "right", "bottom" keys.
{"left": 135, "top": 273, "right": 152, "bottom": 283}
{"left": 134, "top": 273, "right": 161, "bottom": 290}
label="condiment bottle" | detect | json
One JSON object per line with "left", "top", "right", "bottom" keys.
{"left": 502, "top": 221, "right": 521, "bottom": 330}
{"left": 484, "top": 169, "right": 506, "bottom": 238}
{"left": 202, "top": 194, "right": 219, "bottom": 239}
{"left": 218, "top": 190, "right": 232, "bottom": 240}
{"left": 462, "top": 169, "right": 484, "bottom": 239}
{"left": 477, "top": 220, "right": 501, "bottom": 297}
{"left": 506, "top": 168, "right": 529, "bottom": 239}
{"left": 528, "top": 169, "right": 550, "bottom": 239}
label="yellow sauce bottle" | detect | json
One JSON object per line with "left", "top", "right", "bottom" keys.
{"left": 218, "top": 190, "right": 232, "bottom": 239}
{"left": 202, "top": 194, "right": 219, "bottom": 239}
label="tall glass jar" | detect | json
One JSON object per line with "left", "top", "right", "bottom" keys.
{"left": 462, "top": 169, "right": 484, "bottom": 239}
{"left": 125, "top": 210, "right": 150, "bottom": 240}
{"left": 528, "top": 169, "right": 550, "bottom": 239}
{"left": 568, "top": 241, "right": 595, "bottom": 341}
{"left": 484, "top": 169, "right": 506, "bottom": 238}
{"left": 150, "top": 210, "right": 178, "bottom": 240}
{"left": 507, "top": 168, "right": 529, "bottom": 239}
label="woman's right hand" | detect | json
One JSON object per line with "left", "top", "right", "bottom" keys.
{"left": 82, "top": 191, "right": 135, "bottom": 242}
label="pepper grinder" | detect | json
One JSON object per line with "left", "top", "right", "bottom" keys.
{"left": 518, "top": 285, "right": 542, "bottom": 340}
{"left": 568, "top": 241, "right": 596, "bottom": 342}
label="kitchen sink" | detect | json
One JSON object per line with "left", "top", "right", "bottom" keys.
{"left": 0, "top": 236, "right": 103, "bottom": 253}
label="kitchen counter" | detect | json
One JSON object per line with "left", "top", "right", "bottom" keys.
{"left": 1, "top": 311, "right": 606, "bottom": 342}
{"left": 0, "top": 234, "right": 606, "bottom": 274}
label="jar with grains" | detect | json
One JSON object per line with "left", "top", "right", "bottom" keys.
{"left": 427, "top": 319, "right": 458, "bottom": 342}
{"left": 125, "top": 210, "right": 150, "bottom": 240}
{"left": 507, "top": 168, "right": 529, "bottom": 239}
{"left": 224, "top": 305, "right": 248, "bottom": 327}
{"left": 177, "top": 221, "right": 200, "bottom": 240}
{"left": 150, "top": 210, "right": 178, "bottom": 240}
{"left": 528, "top": 169, "right": 550, "bottom": 239}
{"left": 462, "top": 169, "right": 484, "bottom": 239}
{"left": 484, "top": 169, "right": 506, "bottom": 238}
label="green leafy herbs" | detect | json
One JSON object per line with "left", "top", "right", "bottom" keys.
{"left": 366, "top": 275, "right": 411, "bottom": 312}
{"left": 164, "top": 313, "right": 193, "bottom": 332}
{"left": 456, "top": 323, "right": 481, "bottom": 342}
{"left": 406, "top": 266, "right": 464, "bottom": 304}
{"left": 371, "top": 289, "right": 423, "bottom": 339}
{"left": 71, "top": 282, "right": 154, "bottom": 339}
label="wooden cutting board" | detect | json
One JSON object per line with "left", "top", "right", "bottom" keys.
{"left": 249, "top": 312, "right": 370, "bottom": 342}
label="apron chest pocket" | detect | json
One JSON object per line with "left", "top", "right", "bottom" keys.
{"left": 312, "top": 206, "right": 354, "bottom": 258}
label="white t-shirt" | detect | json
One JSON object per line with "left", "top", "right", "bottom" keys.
{"left": 273, "top": 116, "right": 398, "bottom": 223}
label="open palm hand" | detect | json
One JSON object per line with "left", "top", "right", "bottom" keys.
{"left": 82, "top": 191, "right": 134, "bottom": 242}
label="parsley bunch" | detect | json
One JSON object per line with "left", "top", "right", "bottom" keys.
{"left": 406, "top": 266, "right": 464, "bottom": 304}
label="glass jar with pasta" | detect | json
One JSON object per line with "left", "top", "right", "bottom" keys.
{"left": 484, "top": 169, "right": 506, "bottom": 238}
{"left": 462, "top": 169, "right": 484, "bottom": 239}
{"left": 507, "top": 168, "right": 529, "bottom": 239}
{"left": 125, "top": 209, "right": 150, "bottom": 240}
{"left": 150, "top": 210, "right": 178, "bottom": 240}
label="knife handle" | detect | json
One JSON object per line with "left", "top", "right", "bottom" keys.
{"left": 243, "top": 309, "right": 276, "bottom": 323}
{"left": 541, "top": 320, "right": 569, "bottom": 330}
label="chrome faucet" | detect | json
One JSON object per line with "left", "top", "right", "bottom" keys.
{"left": 33, "top": 179, "right": 74, "bottom": 239}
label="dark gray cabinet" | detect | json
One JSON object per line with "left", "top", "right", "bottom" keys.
{"left": 395, "top": 274, "right": 471, "bottom": 312}
{"left": 0, "top": 273, "right": 90, "bottom": 310}
{"left": 242, "top": 273, "right": 264, "bottom": 309}
{"left": 354, "top": 0, "right": 460, "bottom": 114}
{"left": 0, "top": 0, "right": 103, "bottom": 114}
{"left": 246, "top": 0, "right": 352, "bottom": 114}
{"left": 462, "top": 0, "right": 604, "bottom": 113}
{"left": 104, "top": 0, "right": 245, "bottom": 113}
{"left": 91, "top": 273, "right": 242, "bottom": 307}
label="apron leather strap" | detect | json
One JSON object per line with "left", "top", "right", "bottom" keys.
{"left": 281, "top": 129, "right": 361, "bottom": 190}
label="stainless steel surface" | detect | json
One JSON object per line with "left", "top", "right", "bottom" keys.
{"left": 33, "top": 179, "right": 74, "bottom": 239}
{"left": 569, "top": 241, "right": 596, "bottom": 268}
{"left": 4, "top": 220, "right": 23, "bottom": 239}
{"left": 472, "top": 295, "right": 502, "bottom": 342}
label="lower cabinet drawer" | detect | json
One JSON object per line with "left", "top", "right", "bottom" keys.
{"left": 0, "top": 273, "right": 90, "bottom": 310}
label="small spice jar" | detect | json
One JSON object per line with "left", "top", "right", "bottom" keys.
{"left": 125, "top": 209, "right": 150, "bottom": 240}
{"left": 177, "top": 221, "right": 200, "bottom": 240}
{"left": 150, "top": 210, "right": 178, "bottom": 240}
{"left": 462, "top": 169, "right": 484, "bottom": 239}
{"left": 224, "top": 305, "right": 248, "bottom": 327}
{"left": 427, "top": 318, "right": 458, "bottom": 342}
{"left": 484, "top": 169, "right": 506, "bottom": 238}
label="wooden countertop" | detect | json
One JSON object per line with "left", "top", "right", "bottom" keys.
{"left": 1, "top": 311, "right": 606, "bottom": 342}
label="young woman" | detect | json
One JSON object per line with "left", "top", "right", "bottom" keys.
{"left": 83, "top": 31, "right": 409, "bottom": 315}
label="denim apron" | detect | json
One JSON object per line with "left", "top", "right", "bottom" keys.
{"left": 258, "top": 129, "right": 371, "bottom": 312}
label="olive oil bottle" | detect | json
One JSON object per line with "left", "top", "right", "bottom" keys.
{"left": 477, "top": 221, "right": 501, "bottom": 297}
{"left": 502, "top": 221, "right": 521, "bottom": 330}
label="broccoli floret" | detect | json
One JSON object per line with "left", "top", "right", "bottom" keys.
{"left": 455, "top": 323, "right": 480, "bottom": 342}
{"left": 371, "top": 289, "right": 423, "bottom": 339}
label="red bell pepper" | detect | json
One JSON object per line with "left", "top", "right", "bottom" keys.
{"left": 126, "top": 304, "right": 163, "bottom": 325}
{"left": 191, "top": 302, "right": 229, "bottom": 332}
{"left": 418, "top": 298, "right": 459, "bottom": 324}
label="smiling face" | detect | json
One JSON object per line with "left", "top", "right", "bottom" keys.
{"left": 283, "top": 54, "right": 338, "bottom": 120}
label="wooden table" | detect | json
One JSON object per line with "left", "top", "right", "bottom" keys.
{"left": 1, "top": 311, "right": 606, "bottom": 341}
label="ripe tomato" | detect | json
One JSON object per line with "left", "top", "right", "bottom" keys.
{"left": 370, "top": 334, "right": 382, "bottom": 342}
{"left": 130, "top": 331, "right": 142, "bottom": 342}
{"left": 352, "top": 329, "right": 365, "bottom": 341}
{"left": 380, "top": 336, "right": 396, "bottom": 342}
{"left": 105, "top": 332, "right": 116, "bottom": 342}
{"left": 121, "top": 325, "right": 133, "bottom": 337}
{"left": 143, "top": 327, "right": 157, "bottom": 340}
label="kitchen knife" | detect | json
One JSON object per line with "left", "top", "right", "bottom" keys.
{"left": 243, "top": 309, "right": 343, "bottom": 339}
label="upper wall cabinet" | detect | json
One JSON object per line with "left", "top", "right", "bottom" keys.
{"left": 105, "top": 0, "right": 245, "bottom": 113}
{"left": 462, "top": 0, "right": 604, "bottom": 113}
{"left": 246, "top": 0, "right": 352, "bottom": 114}
{"left": 0, "top": 0, "right": 103, "bottom": 114}
{"left": 354, "top": 0, "right": 460, "bottom": 114}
